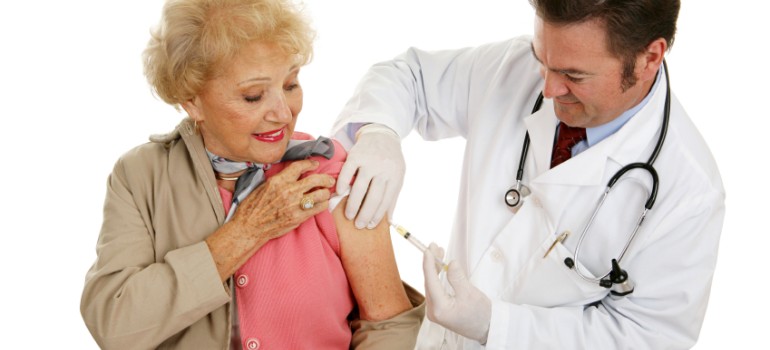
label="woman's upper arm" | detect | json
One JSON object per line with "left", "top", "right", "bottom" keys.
{"left": 332, "top": 197, "right": 411, "bottom": 321}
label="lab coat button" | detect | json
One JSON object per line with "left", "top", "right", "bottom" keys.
{"left": 491, "top": 249, "right": 504, "bottom": 262}
{"left": 236, "top": 274, "right": 249, "bottom": 287}
{"left": 245, "top": 338, "right": 260, "bottom": 350}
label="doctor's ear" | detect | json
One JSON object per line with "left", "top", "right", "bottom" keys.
{"left": 638, "top": 38, "right": 668, "bottom": 81}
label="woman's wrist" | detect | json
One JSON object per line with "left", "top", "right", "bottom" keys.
{"left": 205, "top": 222, "right": 269, "bottom": 281}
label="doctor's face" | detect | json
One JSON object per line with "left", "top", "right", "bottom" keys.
{"left": 531, "top": 18, "right": 652, "bottom": 128}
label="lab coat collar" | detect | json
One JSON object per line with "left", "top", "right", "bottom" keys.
{"left": 522, "top": 71, "right": 668, "bottom": 186}
{"left": 523, "top": 99, "right": 604, "bottom": 186}
{"left": 603, "top": 71, "right": 669, "bottom": 166}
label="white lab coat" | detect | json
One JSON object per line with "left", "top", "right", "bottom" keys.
{"left": 332, "top": 37, "right": 725, "bottom": 349}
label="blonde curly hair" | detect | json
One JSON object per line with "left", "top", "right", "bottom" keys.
{"left": 143, "top": 0, "right": 314, "bottom": 107}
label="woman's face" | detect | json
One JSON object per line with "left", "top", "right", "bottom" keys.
{"left": 183, "top": 41, "right": 303, "bottom": 164}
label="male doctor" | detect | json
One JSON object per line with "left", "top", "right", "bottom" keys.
{"left": 333, "top": 0, "right": 724, "bottom": 349}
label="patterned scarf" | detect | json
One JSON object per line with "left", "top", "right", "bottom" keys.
{"left": 206, "top": 137, "right": 335, "bottom": 221}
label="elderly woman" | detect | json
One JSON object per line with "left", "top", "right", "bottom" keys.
{"left": 80, "top": 0, "right": 424, "bottom": 349}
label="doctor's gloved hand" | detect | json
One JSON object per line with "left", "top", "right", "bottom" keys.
{"left": 337, "top": 124, "right": 405, "bottom": 229}
{"left": 423, "top": 243, "right": 492, "bottom": 344}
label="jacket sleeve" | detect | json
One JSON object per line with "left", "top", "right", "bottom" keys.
{"left": 350, "top": 283, "right": 426, "bottom": 350}
{"left": 331, "top": 38, "right": 534, "bottom": 147}
{"left": 485, "top": 189, "right": 725, "bottom": 349}
{"left": 80, "top": 155, "right": 231, "bottom": 350}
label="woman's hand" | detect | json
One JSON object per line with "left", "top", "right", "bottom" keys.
{"left": 231, "top": 159, "right": 335, "bottom": 240}
{"left": 206, "top": 159, "right": 336, "bottom": 281}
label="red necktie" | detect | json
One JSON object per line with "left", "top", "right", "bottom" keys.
{"left": 550, "top": 122, "right": 587, "bottom": 168}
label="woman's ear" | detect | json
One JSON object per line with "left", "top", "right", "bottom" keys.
{"left": 181, "top": 96, "right": 202, "bottom": 122}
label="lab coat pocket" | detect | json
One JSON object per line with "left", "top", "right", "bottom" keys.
{"left": 507, "top": 238, "right": 608, "bottom": 307}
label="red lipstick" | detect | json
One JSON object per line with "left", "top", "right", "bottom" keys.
{"left": 252, "top": 127, "right": 285, "bottom": 143}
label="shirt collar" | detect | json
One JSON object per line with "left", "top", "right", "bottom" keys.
{"left": 585, "top": 67, "right": 663, "bottom": 146}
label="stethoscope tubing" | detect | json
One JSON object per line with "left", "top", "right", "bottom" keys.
{"left": 647, "top": 60, "right": 671, "bottom": 166}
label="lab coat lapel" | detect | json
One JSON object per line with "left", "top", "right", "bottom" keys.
{"left": 523, "top": 99, "right": 605, "bottom": 187}
{"left": 519, "top": 100, "right": 605, "bottom": 240}
{"left": 523, "top": 98, "right": 557, "bottom": 176}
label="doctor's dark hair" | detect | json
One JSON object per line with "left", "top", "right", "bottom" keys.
{"left": 529, "top": 0, "right": 680, "bottom": 89}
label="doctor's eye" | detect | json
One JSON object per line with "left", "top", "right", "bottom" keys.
{"left": 565, "top": 74, "right": 584, "bottom": 83}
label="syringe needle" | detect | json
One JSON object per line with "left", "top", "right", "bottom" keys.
{"left": 390, "top": 223, "right": 449, "bottom": 271}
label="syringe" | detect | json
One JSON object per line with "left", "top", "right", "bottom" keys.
{"left": 390, "top": 223, "right": 449, "bottom": 271}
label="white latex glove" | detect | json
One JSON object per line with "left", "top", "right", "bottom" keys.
{"left": 423, "top": 243, "right": 492, "bottom": 344}
{"left": 337, "top": 124, "right": 405, "bottom": 229}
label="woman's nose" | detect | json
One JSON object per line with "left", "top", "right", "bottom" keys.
{"left": 265, "top": 93, "right": 292, "bottom": 122}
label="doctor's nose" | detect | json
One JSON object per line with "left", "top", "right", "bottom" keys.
{"left": 541, "top": 70, "right": 569, "bottom": 99}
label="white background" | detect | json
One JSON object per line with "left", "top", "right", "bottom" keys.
{"left": 0, "top": 0, "right": 766, "bottom": 348}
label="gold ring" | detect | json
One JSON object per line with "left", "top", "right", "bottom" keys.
{"left": 300, "top": 196, "right": 315, "bottom": 210}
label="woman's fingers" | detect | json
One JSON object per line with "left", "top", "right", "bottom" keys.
{"left": 297, "top": 173, "right": 336, "bottom": 193}
{"left": 231, "top": 160, "right": 338, "bottom": 242}
{"left": 297, "top": 187, "right": 331, "bottom": 212}
{"left": 273, "top": 159, "right": 320, "bottom": 182}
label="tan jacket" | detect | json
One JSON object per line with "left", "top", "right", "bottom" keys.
{"left": 81, "top": 119, "right": 424, "bottom": 350}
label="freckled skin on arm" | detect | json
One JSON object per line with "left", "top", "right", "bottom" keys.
{"left": 334, "top": 197, "right": 412, "bottom": 321}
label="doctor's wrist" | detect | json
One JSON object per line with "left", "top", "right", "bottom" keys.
{"left": 355, "top": 123, "right": 400, "bottom": 141}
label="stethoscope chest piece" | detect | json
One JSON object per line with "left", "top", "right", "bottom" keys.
{"left": 505, "top": 182, "right": 531, "bottom": 209}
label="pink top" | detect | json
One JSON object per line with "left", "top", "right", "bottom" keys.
{"left": 219, "top": 134, "right": 354, "bottom": 350}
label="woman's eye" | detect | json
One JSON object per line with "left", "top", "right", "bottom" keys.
{"left": 244, "top": 94, "right": 262, "bottom": 103}
{"left": 285, "top": 83, "right": 299, "bottom": 91}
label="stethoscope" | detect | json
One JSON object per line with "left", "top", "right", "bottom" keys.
{"left": 504, "top": 61, "right": 670, "bottom": 297}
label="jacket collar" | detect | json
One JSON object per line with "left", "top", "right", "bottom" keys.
{"left": 174, "top": 118, "right": 228, "bottom": 224}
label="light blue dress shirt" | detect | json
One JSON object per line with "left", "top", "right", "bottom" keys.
{"left": 571, "top": 68, "right": 664, "bottom": 156}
